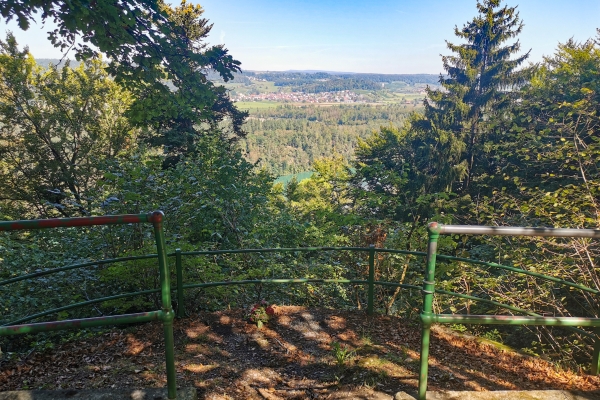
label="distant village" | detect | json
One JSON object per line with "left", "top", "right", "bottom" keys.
{"left": 232, "top": 90, "right": 367, "bottom": 104}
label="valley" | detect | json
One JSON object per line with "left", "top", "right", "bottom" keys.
{"left": 214, "top": 71, "right": 436, "bottom": 176}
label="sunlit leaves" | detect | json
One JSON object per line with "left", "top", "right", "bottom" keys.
{"left": 0, "top": 36, "right": 138, "bottom": 217}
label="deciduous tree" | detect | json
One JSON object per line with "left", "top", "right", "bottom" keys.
{"left": 0, "top": 0, "right": 247, "bottom": 161}
{"left": 0, "top": 35, "right": 136, "bottom": 217}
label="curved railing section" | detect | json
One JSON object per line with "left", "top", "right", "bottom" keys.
{"left": 417, "top": 223, "right": 600, "bottom": 400}
{"left": 0, "top": 212, "right": 177, "bottom": 400}
{"left": 2, "top": 216, "right": 600, "bottom": 400}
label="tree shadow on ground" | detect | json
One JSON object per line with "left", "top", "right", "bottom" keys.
{"left": 1, "top": 306, "right": 599, "bottom": 399}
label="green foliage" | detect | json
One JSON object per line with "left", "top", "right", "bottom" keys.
{"left": 352, "top": 123, "right": 462, "bottom": 224}
{"left": 349, "top": 0, "right": 529, "bottom": 239}
{"left": 242, "top": 104, "right": 414, "bottom": 175}
{"left": 0, "top": 35, "right": 137, "bottom": 217}
{"left": 287, "top": 155, "right": 355, "bottom": 231}
{"left": 330, "top": 341, "right": 355, "bottom": 368}
{"left": 0, "top": 225, "right": 122, "bottom": 326}
{"left": 464, "top": 36, "right": 600, "bottom": 366}
{"left": 1, "top": 0, "right": 247, "bottom": 164}
{"left": 133, "top": 1, "right": 248, "bottom": 163}
{"left": 419, "top": 0, "right": 529, "bottom": 194}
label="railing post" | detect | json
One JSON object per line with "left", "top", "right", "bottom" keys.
{"left": 418, "top": 222, "right": 441, "bottom": 400}
{"left": 593, "top": 328, "right": 600, "bottom": 375}
{"left": 367, "top": 244, "right": 375, "bottom": 316}
{"left": 176, "top": 249, "right": 185, "bottom": 319}
{"left": 151, "top": 211, "right": 177, "bottom": 400}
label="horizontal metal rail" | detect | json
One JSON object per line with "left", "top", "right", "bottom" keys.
{"left": 179, "top": 246, "right": 372, "bottom": 256}
{"left": 432, "top": 223, "right": 600, "bottom": 238}
{"left": 0, "top": 254, "right": 159, "bottom": 286}
{"left": 182, "top": 278, "right": 367, "bottom": 289}
{"left": 178, "top": 246, "right": 426, "bottom": 257}
{"left": 2, "top": 288, "right": 162, "bottom": 326}
{"left": 434, "top": 289, "right": 593, "bottom": 338}
{"left": 0, "top": 213, "right": 155, "bottom": 232}
{"left": 0, "top": 311, "right": 163, "bottom": 336}
{"left": 436, "top": 254, "right": 600, "bottom": 294}
{"left": 429, "top": 314, "right": 600, "bottom": 327}
{"left": 418, "top": 222, "right": 600, "bottom": 400}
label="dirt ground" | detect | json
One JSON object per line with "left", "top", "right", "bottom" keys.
{"left": 1, "top": 306, "right": 599, "bottom": 399}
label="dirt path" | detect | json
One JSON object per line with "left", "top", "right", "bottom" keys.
{"left": 1, "top": 306, "right": 599, "bottom": 399}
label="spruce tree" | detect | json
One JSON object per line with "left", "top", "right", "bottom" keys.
{"left": 418, "top": 0, "right": 529, "bottom": 193}
{"left": 351, "top": 0, "right": 530, "bottom": 234}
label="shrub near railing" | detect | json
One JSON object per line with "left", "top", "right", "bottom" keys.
{"left": 417, "top": 223, "right": 600, "bottom": 400}
{"left": 0, "top": 212, "right": 178, "bottom": 400}
{"left": 2, "top": 215, "right": 600, "bottom": 400}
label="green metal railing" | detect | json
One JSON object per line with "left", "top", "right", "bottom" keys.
{"left": 0, "top": 212, "right": 177, "bottom": 400}
{"left": 418, "top": 223, "right": 600, "bottom": 400}
{"left": 170, "top": 244, "right": 393, "bottom": 318}
{"left": 0, "top": 240, "right": 418, "bottom": 396}
{"left": 2, "top": 216, "right": 600, "bottom": 400}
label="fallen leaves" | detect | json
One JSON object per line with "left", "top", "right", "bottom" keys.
{"left": 1, "top": 306, "right": 599, "bottom": 398}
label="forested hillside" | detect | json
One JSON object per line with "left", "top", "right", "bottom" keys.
{"left": 242, "top": 104, "right": 419, "bottom": 175}
{"left": 226, "top": 71, "right": 432, "bottom": 103}
{"left": 0, "top": 0, "right": 599, "bottom": 378}
{"left": 217, "top": 70, "right": 431, "bottom": 176}
{"left": 208, "top": 70, "right": 439, "bottom": 88}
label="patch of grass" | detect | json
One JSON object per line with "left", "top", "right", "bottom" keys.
{"left": 481, "top": 328, "right": 503, "bottom": 342}
{"left": 384, "top": 352, "right": 406, "bottom": 364}
{"left": 359, "top": 326, "right": 373, "bottom": 346}
{"left": 331, "top": 341, "right": 355, "bottom": 368}
{"left": 358, "top": 355, "right": 385, "bottom": 368}
{"left": 449, "top": 323, "right": 468, "bottom": 333}
{"left": 234, "top": 101, "right": 282, "bottom": 111}
{"left": 365, "top": 369, "right": 389, "bottom": 388}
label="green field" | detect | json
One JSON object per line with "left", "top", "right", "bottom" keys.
{"left": 225, "top": 81, "right": 281, "bottom": 95}
{"left": 250, "top": 81, "right": 279, "bottom": 93}
{"left": 235, "top": 101, "right": 282, "bottom": 111}
{"left": 381, "top": 92, "right": 424, "bottom": 105}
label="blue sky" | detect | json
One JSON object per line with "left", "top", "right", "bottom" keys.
{"left": 2, "top": 0, "right": 599, "bottom": 74}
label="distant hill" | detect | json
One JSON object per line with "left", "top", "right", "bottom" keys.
{"left": 35, "top": 58, "right": 81, "bottom": 69}
{"left": 209, "top": 71, "right": 440, "bottom": 95}
{"left": 281, "top": 70, "right": 359, "bottom": 74}
{"left": 243, "top": 71, "right": 440, "bottom": 86}
{"left": 206, "top": 69, "right": 440, "bottom": 87}
{"left": 32, "top": 62, "right": 440, "bottom": 87}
